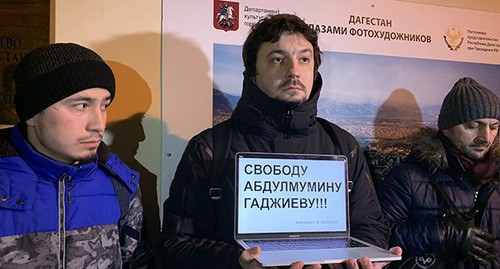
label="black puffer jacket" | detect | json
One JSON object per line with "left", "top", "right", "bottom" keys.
{"left": 377, "top": 128, "right": 500, "bottom": 269}
{"left": 158, "top": 74, "right": 389, "bottom": 268}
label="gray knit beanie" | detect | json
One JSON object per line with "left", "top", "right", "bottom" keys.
{"left": 438, "top": 77, "right": 500, "bottom": 130}
{"left": 13, "top": 43, "right": 115, "bottom": 122}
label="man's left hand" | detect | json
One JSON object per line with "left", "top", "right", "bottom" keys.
{"left": 345, "top": 247, "right": 402, "bottom": 269}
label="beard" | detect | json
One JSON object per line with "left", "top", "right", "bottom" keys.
{"left": 77, "top": 155, "right": 97, "bottom": 164}
{"left": 74, "top": 149, "right": 98, "bottom": 164}
{"left": 282, "top": 79, "right": 309, "bottom": 104}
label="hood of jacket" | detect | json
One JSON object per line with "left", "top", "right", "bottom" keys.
{"left": 407, "top": 127, "right": 500, "bottom": 178}
{"left": 230, "top": 73, "right": 323, "bottom": 139}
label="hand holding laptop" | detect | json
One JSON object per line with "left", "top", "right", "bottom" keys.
{"left": 239, "top": 246, "right": 322, "bottom": 269}
{"left": 235, "top": 153, "right": 402, "bottom": 267}
{"left": 240, "top": 246, "right": 402, "bottom": 269}
{"left": 345, "top": 247, "right": 403, "bottom": 269}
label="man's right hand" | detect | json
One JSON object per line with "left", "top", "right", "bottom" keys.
{"left": 239, "top": 246, "right": 263, "bottom": 269}
{"left": 440, "top": 214, "right": 495, "bottom": 266}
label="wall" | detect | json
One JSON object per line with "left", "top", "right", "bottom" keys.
{"left": 52, "top": 0, "right": 162, "bottom": 243}
{"left": 0, "top": 0, "right": 50, "bottom": 127}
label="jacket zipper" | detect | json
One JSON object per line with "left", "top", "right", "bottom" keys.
{"left": 282, "top": 108, "right": 294, "bottom": 137}
{"left": 58, "top": 174, "right": 68, "bottom": 269}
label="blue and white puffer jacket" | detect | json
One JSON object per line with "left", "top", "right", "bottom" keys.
{"left": 0, "top": 125, "right": 142, "bottom": 269}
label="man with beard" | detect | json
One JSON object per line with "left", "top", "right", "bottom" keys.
{"left": 0, "top": 43, "right": 144, "bottom": 268}
{"left": 159, "top": 14, "right": 401, "bottom": 269}
{"left": 378, "top": 77, "right": 499, "bottom": 269}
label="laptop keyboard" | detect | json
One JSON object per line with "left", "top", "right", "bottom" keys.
{"left": 245, "top": 238, "right": 368, "bottom": 251}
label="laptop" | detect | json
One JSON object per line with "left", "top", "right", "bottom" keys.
{"left": 234, "top": 152, "right": 401, "bottom": 267}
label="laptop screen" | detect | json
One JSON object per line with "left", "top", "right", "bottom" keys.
{"left": 235, "top": 152, "right": 349, "bottom": 236}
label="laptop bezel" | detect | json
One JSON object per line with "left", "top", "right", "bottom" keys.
{"left": 234, "top": 152, "right": 350, "bottom": 242}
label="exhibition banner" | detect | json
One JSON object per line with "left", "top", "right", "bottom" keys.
{"left": 162, "top": 0, "right": 500, "bottom": 197}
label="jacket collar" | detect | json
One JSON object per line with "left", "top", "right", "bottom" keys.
{"left": 231, "top": 73, "right": 323, "bottom": 138}
{"left": 10, "top": 124, "right": 101, "bottom": 182}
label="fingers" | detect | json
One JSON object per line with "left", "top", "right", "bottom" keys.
{"left": 472, "top": 228, "right": 495, "bottom": 243}
{"left": 345, "top": 256, "right": 390, "bottom": 269}
{"left": 471, "top": 245, "right": 496, "bottom": 261}
{"left": 469, "top": 229, "right": 495, "bottom": 264}
{"left": 470, "top": 252, "right": 494, "bottom": 268}
{"left": 289, "top": 261, "right": 305, "bottom": 269}
{"left": 239, "top": 247, "right": 263, "bottom": 269}
{"left": 358, "top": 256, "right": 373, "bottom": 269}
{"left": 289, "top": 261, "right": 321, "bottom": 269}
{"left": 345, "top": 258, "right": 359, "bottom": 269}
{"left": 370, "top": 247, "right": 403, "bottom": 269}
{"left": 304, "top": 264, "right": 322, "bottom": 269}
{"left": 240, "top": 250, "right": 322, "bottom": 269}
{"left": 345, "top": 247, "right": 403, "bottom": 269}
{"left": 389, "top": 246, "right": 403, "bottom": 256}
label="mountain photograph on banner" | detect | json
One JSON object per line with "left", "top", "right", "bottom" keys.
{"left": 212, "top": 43, "right": 500, "bottom": 151}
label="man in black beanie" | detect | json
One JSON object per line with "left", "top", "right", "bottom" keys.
{"left": 378, "top": 77, "right": 499, "bottom": 269}
{"left": 0, "top": 43, "right": 144, "bottom": 268}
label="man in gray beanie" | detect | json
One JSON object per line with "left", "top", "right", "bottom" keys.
{"left": 0, "top": 43, "right": 146, "bottom": 268}
{"left": 377, "top": 77, "right": 500, "bottom": 269}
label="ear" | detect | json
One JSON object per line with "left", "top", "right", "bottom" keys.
{"left": 26, "top": 116, "right": 36, "bottom": 127}
{"left": 441, "top": 128, "right": 450, "bottom": 137}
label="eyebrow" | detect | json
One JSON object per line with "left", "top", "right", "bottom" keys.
{"left": 471, "top": 120, "right": 500, "bottom": 125}
{"left": 268, "top": 48, "right": 313, "bottom": 56}
{"left": 65, "top": 95, "right": 111, "bottom": 103}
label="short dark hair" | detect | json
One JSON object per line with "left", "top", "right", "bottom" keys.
{"left": 242, "top": 13, "right": 322, "bottom": 79}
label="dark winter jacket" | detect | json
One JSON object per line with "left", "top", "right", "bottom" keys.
{"left": 159, "top": 74, "right": 389, "bottom": 268}
{"left": 0, "top": 125, "right": 142, "bottom": 268}
{"left": 377, "top": 128, "right": 500, "bottom": 269}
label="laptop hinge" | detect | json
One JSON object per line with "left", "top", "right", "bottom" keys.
{"left": 209, "top": 188, "right": 222, "bottom": 200}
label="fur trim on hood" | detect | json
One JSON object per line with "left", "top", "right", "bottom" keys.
{"left": 406, "top": 128, "right": 447, "bottom": 175}
{"left": 406, "top": 127, "right": 500, "bottom": 175}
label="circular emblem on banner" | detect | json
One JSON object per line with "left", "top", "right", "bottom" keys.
{"left": 443, "top": 25, "right": 463, "bottom": 51}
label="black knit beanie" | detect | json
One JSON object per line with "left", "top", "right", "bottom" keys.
{"left": 13, "top": 43, "right": 115, "bottom": 122}
{"left": 438, "top": 77, "right": 500, "bottom": 130}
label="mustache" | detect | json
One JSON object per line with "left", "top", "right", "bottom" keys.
{"left": 471, "top": 141, "right": 490, "bottom": 148}
{"left": 79, "top": 134, "right": 103, "bottom": 142}
{"left": 280, "top": 79, "right": 306, "bottom": 90}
